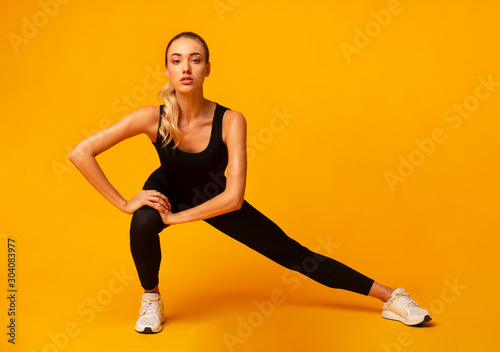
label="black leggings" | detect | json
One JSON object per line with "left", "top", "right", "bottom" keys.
{"left": 130, "top": 169, "right": 375, "bottom": 295}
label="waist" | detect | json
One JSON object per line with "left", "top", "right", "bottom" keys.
{"left": 162, "top": 167, "right": 227, "bottom": 208}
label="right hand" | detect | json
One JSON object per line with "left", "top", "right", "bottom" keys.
{"left": 123, "top": 190, "right": 171, "bottom": 214}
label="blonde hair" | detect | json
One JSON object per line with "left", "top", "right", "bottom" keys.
{"left": 157, "top": 31, "right": 210, "bottom": 150}
{"left": 157, "top": 81, "right": 181, "bottom": 150}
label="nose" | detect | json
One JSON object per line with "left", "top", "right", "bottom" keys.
{"left": 182, "top": 61, "right": 191, "bottom": 74}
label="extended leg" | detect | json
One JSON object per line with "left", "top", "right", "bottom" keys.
{"left": 369, "top": 282, "right": 394, "bottom": 301}
{"left": 204, "top": 200, "right": 375, "bottom": 295}
{"left": 203, "top": 201, "right": 432, "bottom": 325}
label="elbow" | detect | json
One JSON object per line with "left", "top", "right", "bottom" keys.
{"left": 236, "top": 195, "right": 245, "bottom": 210}
{"left": 228, "top": 193, "right": 244, "bottom": 211}
{"left": 67, "top": 148, "right": 78, "bottom": 165}
{"left": 67, "top": 145, "right": 86, "bottom": 167}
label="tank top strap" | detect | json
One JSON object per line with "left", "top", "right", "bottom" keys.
{"left": 155, "top": 103, "right": 230, "bottom": 149}
{"left": 213, "top": 102, "right": 230, "bottom": 145}
{"left": 158, "top": 105, "right": 164, "bottom": 131}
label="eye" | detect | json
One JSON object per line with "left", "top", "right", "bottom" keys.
{"left": 192, "top": 58, "right": 201, "bottom": 63}
{"left": 172, "top": 59, "right": 180, "bottom": 64}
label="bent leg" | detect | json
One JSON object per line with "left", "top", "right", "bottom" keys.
{"left": 130, "top": 206, "right": 168, "bottom": 290}
{"left": 129, "top": 167, "right": 174, "bottom": 290}
{"left": 204, "top": 200, "right": 374, "bottom": 295}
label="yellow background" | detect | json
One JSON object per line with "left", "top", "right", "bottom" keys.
{"left": 1, "top": 0, "right": 498, "bottom": 351}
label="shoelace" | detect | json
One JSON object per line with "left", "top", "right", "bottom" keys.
{"left": 139, "top": 299, "right": 160, "bottom": 316}
{"left": 395, "top": 292, "right": 419, "bottom": 308}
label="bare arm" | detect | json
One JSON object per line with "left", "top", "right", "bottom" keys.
{"left": 160, "top": 110, "right": 247, "bottom": 225}
{"left": 68, "top": 105, "right": 171, "bottom": 214}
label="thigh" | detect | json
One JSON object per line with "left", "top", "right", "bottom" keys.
{"left": 142, "top": 166, "right": 182, "bottom": 213}
{"left": 142, "top": 166, "right": 169, "bottom": 192}
{"left": 204, "top": 200, "right": 304, "bottom": 258}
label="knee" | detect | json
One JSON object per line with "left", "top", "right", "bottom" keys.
{"left": 273, "top": 245, "right": 314, "bottom": 270}
{"left": 130, "top": 206, "right": 165, "bottom": 241}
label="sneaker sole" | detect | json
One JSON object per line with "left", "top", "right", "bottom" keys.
{"left": 135, "top": 314, "right": 166, "bottom": 334}
{"left": 135, "top": 325, "right": 162, "bottom": 334}
{"left": 382, "top": 310, "right": 432, "bottom": 326}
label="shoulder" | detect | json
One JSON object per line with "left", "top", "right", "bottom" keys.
{"left": 120, "top": 105, "right": 160, "bottom": 125}
{"left": 133, "top": 105, "right": 160, "bottom": 121}
{"left": 223, "top": 109, "right": 246, "bottom": 127}
{"left": 118, "top": 105, "right": 161, "bottom": 141}
{"left": 130, "top": 104, "right": 160, "bottom": 124}
{"left": 222, "top": 109, "right": 246, "bottom": 144}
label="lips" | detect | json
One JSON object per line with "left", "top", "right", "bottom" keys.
{"left": 180, "top": 76, "right": 193, "bottom": 84}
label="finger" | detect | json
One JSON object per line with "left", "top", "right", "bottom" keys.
{"left": 154, "top": 201, "right": 169, "bottom": 213}
{"left": 156, "top": 200, "right": 170, "bottom": 211}
{"left": 152, "top": 191, "right": 170, "bottom": 203}
{"left": 147, "top": 191, "right": 171, "bottom": 205}
{"left": 148, "top": 201, "right": 167, "bottom": 213}
{"left": 151, "top": 193, "right": 171, "bottom": 209}
{"left": 147, "top": 195, "right": 170, "bottom": 210}
{"left": 156, "top": 193, "right": 171, "bottom": 208}
{"left": 160, "top": 199, "right": 172, "bottom": 210}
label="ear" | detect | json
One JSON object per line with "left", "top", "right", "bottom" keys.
{"left": 165, "top": 65, "right": 169, "bottom": 78}
{"left": 205, "top": 62, "right": 211, "bottom": 77}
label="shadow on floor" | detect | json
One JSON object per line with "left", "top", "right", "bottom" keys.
{"left": 165, "top": 292, "right": 382, "bottom": 323}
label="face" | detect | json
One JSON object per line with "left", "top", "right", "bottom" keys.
{"left": 165, "top": 37, "right": 210, "bottom": 92}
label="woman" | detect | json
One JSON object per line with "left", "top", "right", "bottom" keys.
{"left": 68, "top": 32, "right": 431, "bottom": 334}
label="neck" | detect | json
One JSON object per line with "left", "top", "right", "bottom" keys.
{"left": 176, "top": 88, "right": 210, "bottom": 123}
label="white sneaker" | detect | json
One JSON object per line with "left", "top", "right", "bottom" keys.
{"left": 382, "top": 288, "right": 432, "bottom": 326}
{"left": 135, "top": 293, "right": 166, "bottom": 333}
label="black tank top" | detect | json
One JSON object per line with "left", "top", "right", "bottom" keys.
{"left": 152, "top": 103, "right": 230, "bottom": 209}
